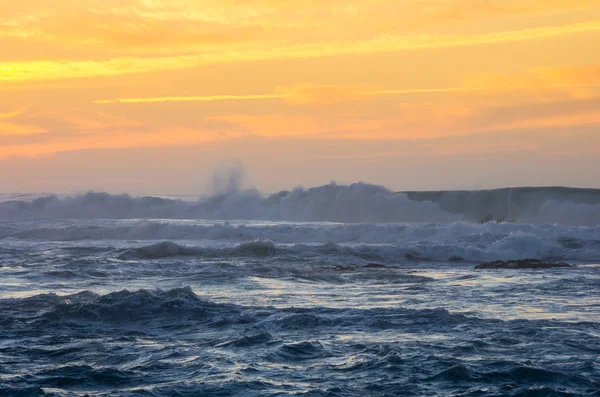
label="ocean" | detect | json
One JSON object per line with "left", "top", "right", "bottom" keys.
{"left": 0, "top": 183, "right": 598, "bottom": 396}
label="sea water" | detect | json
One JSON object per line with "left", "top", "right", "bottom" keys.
{"left": 0, "top": 184, "right": 598, "bottom": 396}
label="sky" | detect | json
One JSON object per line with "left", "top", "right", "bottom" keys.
{"left": 1, "top": 0, "right": 600, "bottom": 195}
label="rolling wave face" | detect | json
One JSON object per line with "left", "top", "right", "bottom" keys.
{"left": 0, "top": 183, "right": 596, "bottom": 225}
{"left": 114, "top": 237, "right": 599, "bottom": 264}
{"left": 22, "top": 288, "right": 475, "bottom": 333}
{"left": 118, "top": 240, "right": 278, "bottom": 260}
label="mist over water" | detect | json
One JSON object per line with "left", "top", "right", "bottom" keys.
{"left": 1, "top": 179, "right": 599, "bottom": 396}
{"left": 209, "top": 161, "right": 248, "bottom": 195}
{"left": 1, "top": 181, "right": 599, "bottom": 226}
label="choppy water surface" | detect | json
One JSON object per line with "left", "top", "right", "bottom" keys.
{"left": 0, "top": 217, "right": 599, "bottom": 396}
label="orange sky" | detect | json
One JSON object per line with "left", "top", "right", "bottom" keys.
{"left": 1, "top": 0, "right": 599, "bottom": 194}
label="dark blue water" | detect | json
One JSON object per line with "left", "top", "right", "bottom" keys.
{"left": 0, "top": 216, "right": 599, "bottom": 396}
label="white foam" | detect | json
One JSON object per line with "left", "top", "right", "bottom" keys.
{"left": 1, "top": 183, "right": 599, "bottom": 226}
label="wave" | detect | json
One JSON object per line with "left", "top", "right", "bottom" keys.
{"left": 4, "top": 219, "right": 600, "bottom": 243}
{"left": 2, "top": 287, "right": 598, "bottom": 396}
{"left": 4, "top": 220, "right": 599, "bottom": 263}
{"left": 114, "top": 231, "right": 600, "bottom": 263}
{"left": 0, "top": 192, "right": 190, "bottom": 220}
{"left": 302, "top": 237, "right": 600, "bottom": 263}
{"left": 0, "top": 287, "right": 477, "bottom": 339}
{"left": 118, "top": 240, "right": 278, "bottom": 260}
{"left": 1, "top": 183, "right": 599, "bottom": 225}
{"left": 5, "top": 287, "right": 597, "bottom": 334}
{"left": 34, "top": 287, "right": 241, "bottom": 329}
{"left": 0, "top": 287, "right": 483, "bottom": 333}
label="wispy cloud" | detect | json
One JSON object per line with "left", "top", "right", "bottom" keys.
{"left": 0, "top": 106, "right": 29, "bottom": 120}
{"left": 94, "top": 82, "right": 600, "bottom": 105}
{"left": 94, "top": 94, "right": 291, "bottom": 104}
{"left": 0, "top": 106, "right": 48, "bottom": 136}
{"left": 0, "top": 122, "right": 47, "bottom": 136}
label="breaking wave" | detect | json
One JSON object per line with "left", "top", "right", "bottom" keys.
{"left": 2, "top": 183, "right": 599, "bottom": 225}
{"left": 118, "top": 240, "right": 278, "bottom": 260}
{"left": 4, "top": 220, "right": 600, "bottom": 263}
{"left": 114, "top": 234, "right": 600, "bottom": 263}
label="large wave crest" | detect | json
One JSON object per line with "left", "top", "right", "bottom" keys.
{"left": 1, "top": 183, "right": 599, "bottom": 225}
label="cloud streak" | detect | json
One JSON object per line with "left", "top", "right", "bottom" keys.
{"left": 94, "top": 94, "right": 292, "bottom": 104}
{"left": 94, "top": 82, "right": 600, "bottom": 105}
{"left": 0, "top": 106, "right": 29, "bottom": 120}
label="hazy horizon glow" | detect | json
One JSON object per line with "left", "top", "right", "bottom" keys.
{"left": 1, "top": 0, "right": 599, "bottom": 194}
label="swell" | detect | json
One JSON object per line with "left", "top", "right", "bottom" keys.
{"left": 2, "top": 183, "right": 599, "bottom": 225}
{"left": 2, "top": 287, "right": 479, "bottom": 335}
{"left": 1, "top": 288, "right": 598, "bottom": 396}
{"left": 6, "top": 287, "right": 598, "bottom": 333}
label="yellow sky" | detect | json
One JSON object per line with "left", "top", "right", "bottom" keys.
{"left": 0, "top": 0, "right": 599, "bottom": 193}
